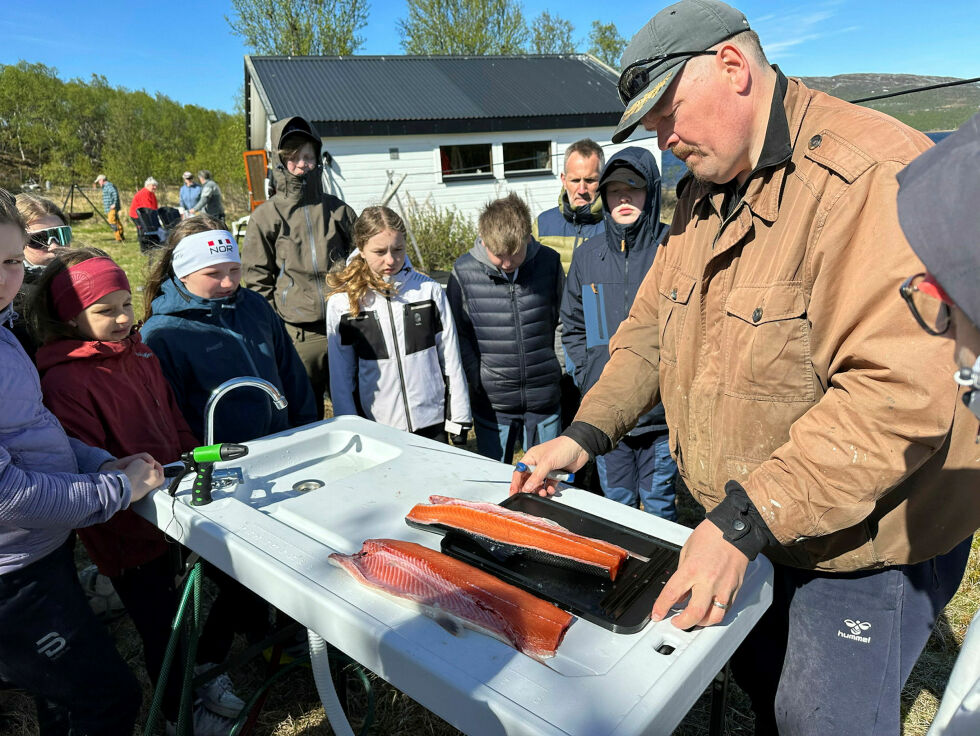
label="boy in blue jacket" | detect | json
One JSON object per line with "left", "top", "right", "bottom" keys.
{"left": 560, "top": 147, "right": 678, "bottom": 519}
{"left": 448, "top": 194, "right": 565, "bottom": 463}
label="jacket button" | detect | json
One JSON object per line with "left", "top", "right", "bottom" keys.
{"left": 808, "top": 134, "right": 822, "bottom": 150}
{"left": 670, "top": 288, "right": 677, "bottom": 300}
{"left": 752, "top": 307, "right": 763, "bottom": 323}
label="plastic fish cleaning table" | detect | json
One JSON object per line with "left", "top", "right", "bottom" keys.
{"left": 135, "top": 415, "right": 773, "bottom": 736}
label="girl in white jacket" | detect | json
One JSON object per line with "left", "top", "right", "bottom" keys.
{"left": 326, "top": 206, "right": 470, "bottom": 441}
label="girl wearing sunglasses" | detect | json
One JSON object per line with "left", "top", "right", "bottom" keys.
{"left": 12, "top": 194, "right": 72, "bottom": 359}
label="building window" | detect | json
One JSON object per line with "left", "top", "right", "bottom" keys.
{"left": 440, "top": 144, "right": 493, "bottom": 180}
{"left": 389, "top": 147, "right": 399, "bottom": 160}
{"left": 503, "top": 141, "right": 551, "bottom": 176}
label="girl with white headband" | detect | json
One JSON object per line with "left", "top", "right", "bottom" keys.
{"left": 140, "top": 215, "right": 317, "bottom": 722}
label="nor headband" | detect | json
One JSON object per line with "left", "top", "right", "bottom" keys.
{"left": 52, "top": 257, "right": 131, "bottom": 322}
{"left": 172, "top": 230, "right": 241, "bottom": 279}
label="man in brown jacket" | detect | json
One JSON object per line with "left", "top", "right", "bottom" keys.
{"left": 242, "top": 116, "right": 356, "bottom": 418}
{"left": 512, "top": 1, "right": 980, "bottom": 732}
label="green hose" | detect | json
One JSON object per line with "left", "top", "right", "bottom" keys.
{"left": 143, "top": 562, "right": 376, "bottom": 735}
{"left": 143, "top": 562, "right": 203, "bottom": 736}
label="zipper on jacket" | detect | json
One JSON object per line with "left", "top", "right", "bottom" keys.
{"left": 384, "top": 295, "right": 414, "bottom": 433}
{"left": 509, "top": 280, "right": 527, "bottom": 411}
{"left": 621, "top": 238, "right": 626, "bottom": 253}
{"left": 303, "top": 202, "right": 326, "bottom": 322}
{"left": 624, "top": 242, "right": 630, "bottom": 317}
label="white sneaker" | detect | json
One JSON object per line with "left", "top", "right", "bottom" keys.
{"left": 165, "top": 701, "right": 235, "bottom": 736}
{"left": 194, "top": 664, "right": 246, "bottom": 718}
{"left": 78, "top": 564, "right": 126, "bottom": 621}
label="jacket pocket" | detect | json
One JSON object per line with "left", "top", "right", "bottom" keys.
{"left": 723, "top": 283, "right": 813, "bottom": 402}
{"left": 582, "top": 282, "right": 611, "bottom": 349}
{"left": 658, "top": 269, "right": 697, "bottom": 366}
{"left": 403, "top": 300, "right": 441, "bottom": 355}
{"left": 339, "top": 311, "right": 389, "bottom": 360}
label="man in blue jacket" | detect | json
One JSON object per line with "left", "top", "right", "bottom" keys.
{"left": 561, "top": 147, "right": 678, "bottom": 518}
{"left": 449, "top": 194, "right": 565, "bottom": 463}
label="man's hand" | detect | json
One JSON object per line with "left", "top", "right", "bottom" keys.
{"left": 652, "top": 519, "right": 749, "bottom": 629}
{"left": 509, "top": 436, "right": 589, "bottom": 497}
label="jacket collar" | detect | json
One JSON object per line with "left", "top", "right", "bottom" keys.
{"left": 468, "top": 237, "right": 541, "bottom": 279}
{"left": 35, "top": 332, "right": 143, "bottom": 372}
{"left": 558, "top": 189, "right": 604, "bottom": 225}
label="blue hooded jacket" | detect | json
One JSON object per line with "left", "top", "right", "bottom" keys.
{"left": 141, "top": 277, "right": 317, "bottom": 443}
{"left": 560, "top": 146, "right": 669, "bottom": 433}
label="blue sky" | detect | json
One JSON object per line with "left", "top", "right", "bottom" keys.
{"left": 1, "top": 0, "right": 976, "bottom": 113}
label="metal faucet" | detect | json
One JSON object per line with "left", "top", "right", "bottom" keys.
{"left": 204, "top": 376, "right": 289, "bottom": 444}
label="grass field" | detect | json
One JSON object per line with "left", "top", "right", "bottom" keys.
{"left": 1, "top": 200, "right": 976, "bottom": 734}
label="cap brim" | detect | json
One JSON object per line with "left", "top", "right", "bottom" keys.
{"left": 612, "top": 60, "right": 686, "bottom": 144}
{"left": 896, "top": 112, "right": 980, "bottom": 329}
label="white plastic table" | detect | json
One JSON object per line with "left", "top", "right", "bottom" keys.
{"left": 136, "top": 416, "right": 772, "bottom": 736}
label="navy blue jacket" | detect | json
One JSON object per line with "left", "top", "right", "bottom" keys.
{"left": 141, "top": 278, "right": 317, "bottom": 443}
{"left": 448, "top": 239, "right": 564, "bottom": 415}
{"left": 560, "top": 147, "right": 669, "bottom": 433}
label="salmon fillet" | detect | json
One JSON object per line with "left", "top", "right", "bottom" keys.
{"left": 329, "top": 538, "right": 573, "bottom": 659}
{"left": 405, "top": 495, "right": 630, "bottom": 580}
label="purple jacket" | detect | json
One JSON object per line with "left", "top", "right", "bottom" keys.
{"left": 0, "top": 305, "right": 131, "bottom": 576}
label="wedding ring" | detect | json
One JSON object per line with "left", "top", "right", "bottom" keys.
{"left": 712, "top": 599, "right": 730, "bottom": 611}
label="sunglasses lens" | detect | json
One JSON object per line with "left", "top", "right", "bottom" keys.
{"left": 621, "top": 67, "right": 647, "bottom": 101}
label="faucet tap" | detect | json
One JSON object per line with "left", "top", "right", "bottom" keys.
{"left": 204, "top": 376, "right": 288, "bottom": 444}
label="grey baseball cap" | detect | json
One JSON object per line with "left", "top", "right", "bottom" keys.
{"left": 612, "top": 0, "right": 750, "bottom": 143}
{"left": 897, "top": 111, "right": 980, "bottom": 330}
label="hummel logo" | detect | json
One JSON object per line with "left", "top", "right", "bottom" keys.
{"left": 837, "top": 618, "right": 872, "bottom": 644}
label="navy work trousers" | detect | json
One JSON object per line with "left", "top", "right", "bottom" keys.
{"left": 0, "top": 538, "right": 141, "bottom": 736}
{"left": 596, "top": 429, "right": 678, "bottom": 520}
{"left": 731, "top": 536, "right": 972, "bottom": 735}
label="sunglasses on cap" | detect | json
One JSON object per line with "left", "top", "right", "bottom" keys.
{"left": 27, "top": 225, "right": 73, "bottom": 250}
{"left": 617, "top": 51, "right": 718, "bottom": 105}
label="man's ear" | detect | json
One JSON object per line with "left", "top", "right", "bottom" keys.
{"left": 716, "top": 42, "right": 751, "bottom": 94}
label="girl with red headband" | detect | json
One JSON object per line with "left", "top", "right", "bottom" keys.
{"left": 28, "top": 247, "right": 239, "bottom": 733}
{"left": 0, "top": 192, "right": 162, "bottom": 736}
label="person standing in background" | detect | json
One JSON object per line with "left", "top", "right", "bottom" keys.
{"left": 179, "top": 171, "right": 201, "bottom": 217}
{"left": 242, "top": 116, "right": 356, "bottom": 419}
{"left": 128, "top": 177, "right": 159, "bottom": 228}
{"left": 190, "top": 170, "right": 224, "bottom": 223}
{"left": 94, "top": 174, "right": 123, "bottom": 242}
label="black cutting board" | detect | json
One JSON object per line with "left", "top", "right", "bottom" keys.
{"left": 406, "top": 494, "right": 680, "bottom": 633}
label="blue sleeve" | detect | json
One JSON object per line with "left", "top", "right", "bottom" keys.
{"left": 68, "top": 437, "right": 114, "bottom": 473}
{"left": 560, "top": 253, "right": 587, "bottom": 385}
{"left": 0, "top": 445, "right": 131, "bottom": 529}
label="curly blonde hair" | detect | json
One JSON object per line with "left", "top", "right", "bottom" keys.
{"left": 325, "top": 206, "right": 405, "bottom": 317}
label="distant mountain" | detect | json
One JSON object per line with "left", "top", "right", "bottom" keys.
{"left": 659, "top": 73, "right": 979, "bottom": 189}
{"left": 799, "top": 73, "right": 980, "bottom": 132}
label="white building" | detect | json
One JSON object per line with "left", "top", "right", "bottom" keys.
{"left": 244, "top": 54, "right": 662, "bottom": 221}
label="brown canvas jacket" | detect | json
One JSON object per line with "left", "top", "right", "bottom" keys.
{"left": 242, "top": 117, "right": 356, "bottom": 327}
{"left": 577, "top": 77, "right": 980, "bottom": 572}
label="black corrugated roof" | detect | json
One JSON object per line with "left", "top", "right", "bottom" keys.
{"left": 246, "top": 55, "right": 624, "bottom": 137}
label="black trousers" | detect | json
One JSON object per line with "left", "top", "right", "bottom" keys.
{"left": 0, "top": 538, "right": 141, "bottom": 736}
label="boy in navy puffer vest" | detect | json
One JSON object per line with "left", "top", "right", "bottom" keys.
{"left": 448, "top": 194, "right": 565, "bottom": 463}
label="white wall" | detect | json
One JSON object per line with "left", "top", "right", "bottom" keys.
{"left": 284, "top": 127, "right": 662, "bottom": 222}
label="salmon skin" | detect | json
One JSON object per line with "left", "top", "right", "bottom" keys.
{"left": 329, "top": 538, "right": 573, "bottom": 659}
{"left": 406, "top": 495, "right": 630, "bottom": 581}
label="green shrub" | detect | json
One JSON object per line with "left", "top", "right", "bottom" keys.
{"left": 402, "top": 197, "right": 478, "bottom": 273}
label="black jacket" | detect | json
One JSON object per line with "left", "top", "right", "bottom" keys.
{"left": 561, "top": 146, "right": 669, "bottom": 433}
{"left": 448, "top": 239, "right": 565, "bottom": 415}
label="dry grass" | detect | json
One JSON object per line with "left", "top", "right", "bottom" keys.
{"left": 2, "top": 202, "right": 975, "bottom": 735}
